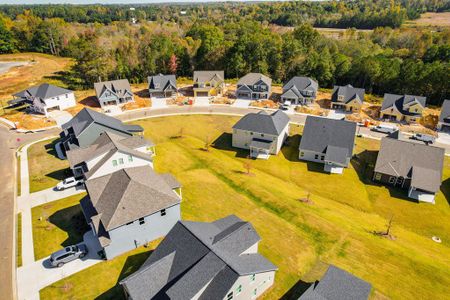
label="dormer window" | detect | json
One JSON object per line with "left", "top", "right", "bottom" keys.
{"left": 154, "top": 83, "right": 160, "bottom": 89}
{"left": 338, "top": 95, "right": 344, "bottom": 101}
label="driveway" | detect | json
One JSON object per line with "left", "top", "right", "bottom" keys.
{"left": 151, "top": 97, "right": 168, "bottom": 109}
{"left": 194, "top": 97, "right": 210, "bottom": 106}
{"left": 327, "top": 109, "right": 348, "bottom": 120}
{"left": 437, "top": 131, "right": 450, "bottom": 145}
{"left": 232, "top": 99, "right": 251, "bottom": 108}
{"left": 47, "top": 111, "right": 73, "bottom": 127}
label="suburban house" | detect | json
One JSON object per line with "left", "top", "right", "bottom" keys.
{"left": 299, "top": 265, "right": 372, "bottom": 300}
{"left": 373, "top": 134, "right": 444, "bottom": 203}
{"left": 67, "top": 131, "right": 155, "bottom": 181}
{"left": 380, "top": 94, "right": 426, "bottom": 123}
{"left": 58, "top": 108, "right": 143, "bottom": 156}
{"left": 193, "top": 70, "right": 225, "bottom": 97}
{"left": 80, "top": 165, "right": 182, "bottom": 259}
{"left": 148, "top": 74, "right": 177, "bottom": 98}
{"left": 94, "top": 79, "right": 134, "bottom": 108}
{"left": 281, "top": 76, "right": 318, "bottom": 106}
{"left": 299, "top": 116, "right": 357, "bottom": 174}
{"left": 331, "top": 84, "right": 365, "bottom": 112}
{"left": 437, "top": 99, "right": 450, "bottom": 131}
{"left": 232, "top": 110, "right": 290, "bottom": 159}
{"left": 120, "top": 215, "right": 277, "bottom": 300}
{"left": 10, "top": 83, "right": 76, "bottom": 116}
{"left": 236, "top": 73, "right": 272, "bottom": 100}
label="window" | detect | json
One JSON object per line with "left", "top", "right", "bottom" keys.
{"left": 250, "top": 132, "right": 253, "bottom": 135}
{"left": 397, "top": 177, "right": 404, "bottom": 185}
{"left": 119, "top": 158, "right": 124, "bottom": 165}
{"left": 236, "top": 285, "right": 242, "bottom": 294}
{"left": 154, "top": 83, "right": 160, "bottom": 88}
{"left": 374, "top": 173, "right": 381, "bottom": 181}
{"left": 252, "top": 288, "right": 257, "bottom": 298}
{"left": 389, "top": 176, "right": 396, "bottom": 184}
{"left": 321, "top": 155, "right": 325, "bottom": 161}
{"left": 139, "top": 217, "right": 145, "bottom": 225}
{"left": 128, "top": 155, "right": 133, "bottom": 162}
{"left": 160, "top": 209, "right": 166, "bottom": 216}
{"left": 314, "top": 154, "right": 319, "bottom": 160}
{"left": 126, "top": 221, "right": 133, "bottom": 225}
{"left": 227, "top": 292, "right": 233, "bottom": 300}
{"left": 66, "top": 94, "right": 68, "bottom": 98}
{"left": 112, "top": 160, "right": 118, "bottom": 167}
{"left": 338, "top": 95, "right": 344, "bottom": 101}
{"left": 261, "top": 134, "right": 264, "bottom": 137}
{"left": 56, "top": 96, "right": 60, "bottom": 100}
{"left": 250, "top": 274, "right": 256, "bottom": 282}
{"left": 300, "top": 152, "right": 304, "bottom": 157}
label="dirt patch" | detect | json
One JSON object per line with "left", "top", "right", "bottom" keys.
{"left": 250, "top": 100, "right": 279, "bottom": 109}
{"left": 3, "top": 112, "right": 56, "bottom": 130}
{"left": 211, "top": 96, "right": 233, "bottom": 105}
{"left": 405, "top": 12, "right": 450, "bottom": 28}
{"left": 295, "top": 105, "right": 328, "bottom": 116}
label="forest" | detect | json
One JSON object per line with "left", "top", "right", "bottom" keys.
{"left": 0, "top": 1, "right": 448, "bottom": 105}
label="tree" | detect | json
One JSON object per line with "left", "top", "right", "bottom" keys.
{"left": 169, "top": 54, "right": 177, "bottom": 74}
{"left": 0, "top": 14, "right": 15, "bottom": 53}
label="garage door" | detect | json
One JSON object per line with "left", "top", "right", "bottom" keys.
{"left": 442, "top": 124, "right": 450, "bottom": 133}
{"left": 196, "top": 92, "right": 209, "bottom": 97}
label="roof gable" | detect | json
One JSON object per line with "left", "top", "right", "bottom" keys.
{"left": 332, "top": 85, "right": 365, "bottom": 104}
{"left": 283, "top": 76, "right": 318, "bottom": 93}
{"left": 233, "top": 110, "right": 289, "bottom": 136}
{"left": 439, "top": 100, "right": 450, "bottom": 122}
{"left": 14, "top": 83, "right": 73, "bottom": 100}
{"left": 237, "top": 73, "right": 272, "bottom": 86}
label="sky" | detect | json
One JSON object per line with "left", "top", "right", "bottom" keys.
{"left": 0, "top": 0, "right": 273, "bottom": 3}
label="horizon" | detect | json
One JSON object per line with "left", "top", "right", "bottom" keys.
{"left": 0, "top": 0, "right": 285, "bottom": 4}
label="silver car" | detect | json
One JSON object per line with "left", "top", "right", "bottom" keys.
{"left": 49, "top": 244, "right": 88, "bottom": 268}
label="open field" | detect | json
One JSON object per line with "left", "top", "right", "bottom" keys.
{"left": 31, "top": 193, "right": 88, "bottom": 260}
{"left": 28, "top": 138, "right": 70, "bottom": 193}
{"left": 404, "top": 12, "right": 450, "bottom": 28}
{"left": 37, "top": 115, "right": 450, "bottom": 299}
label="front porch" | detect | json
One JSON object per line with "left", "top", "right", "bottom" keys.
{"left": 249, "top": 139, "right": 273, "bottom": 160}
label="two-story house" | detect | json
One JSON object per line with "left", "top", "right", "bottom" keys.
{"left": 299, "top": 116, "right": 357, "bottom": 174}
{"left": 58, "top": 108, "right": 143, "bottom": 156}
{"left": 232, "top": 110, "right": 290, "bottom": 159}
{"left": 94, "top": 79, "right": 134, "bottom": 108}
{"left": 438, "top": 100, "right": 450, "bottom": 131}
{"left": 331, "top": 84, "right": 365, "bottom": 112}
{"left": 120, "top": 215, "right": 278, "bottom": 300}
{"left": 66, "top": 131, "right": 155, "bottom": 181}
{"left": 80, "top": 165, "right": 182, "bottom": 259}
{"left": 148, "top": 74, "right": 177, "bottom": 98}
{"left": 193, "top": 70, "right": 225, "bottom": 98}
{"left": 11, "top": 83, "right": 76, "bottom": 116}
{"left": 380, "top": 94, "right": 426, "bottom": 123}
{"left": 236, "top": 73, "right": 272, "bottom": 100}
{"left": 281, "top": 76, "right": 318, "bottom": 106}
{"left": 373, "top": 133, "right": 444, "bottom": 203}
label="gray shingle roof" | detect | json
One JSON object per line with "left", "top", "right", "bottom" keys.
{"left": 299, "top": 116, "right": 357, "bottom": 166}
{"left": 381, "top": 94, "right": 426, "bottom": 115}
{"left": 237, "top": 73, "right": 272, "bottom": 86}
{"left": 283, "top": 76, "right": 318, "bottom": 96}
{"left": 439, "top": 100, "right": 450, "bottom": 123}
{"left": 193, "top": 70, "right": 224, "bottom": 83}
{"left": 374, "top": 136, "right": 444, "bottom": 192}
{"left": 233, "top": 110, "right": 290, "bottom": 136}
{"left": 332, "top": 84, "right": 365, "bottom": 104}
{"left": 14, "top": 83, "right": 73, "bottom": 100}
{"left": 148, "top": 74, "right": 177, "bottom": 92}
{"left": 299, "top": 265, "right": 372, "bottom": 300}
{"left": 83, "top": 166, "right": 181, "bottom": 231}
{"left": 94, "top": 79, "right": 132, "bottom": 99}
{"left": 61, "top": 108, "right": 143, "bottom": 136}
{"left": 120, "top": 215, "right": 277, "bottom": 300}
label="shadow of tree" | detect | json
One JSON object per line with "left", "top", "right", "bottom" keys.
{"left": 441, "top": 178, "right": 450, "bottom": 205}
{"left": 95, "top": 250, "right": 154, "bottom": 300}
{"left": 280, "top": 279, "right": 313, "bottom": 300}
{"left": 48, "top": 204, "right": 90, "bottom": 248}
{"left": 44, "top": 71, "right": 85, "bottom": 90}
{"left": 212, "top": 132, "right": 250, "bottom": 158}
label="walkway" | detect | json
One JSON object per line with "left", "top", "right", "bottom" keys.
{"left": 47, "top": 111, "right": 72, "bottom": 127}
{"left": 232, "top": 99, "right": 251, "bottom": 108}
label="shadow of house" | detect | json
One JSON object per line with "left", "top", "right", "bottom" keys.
{"left": 178, "top": 85, "right": 194, "bottom": 97}
{"left": 269, "top": 92, "right": 281, "bottom": 102}
{"left": 212, "top": 132, "right": 250, "bottom": 158}
{"left": 316, "top": 98, "right": 331, "bottom": 109}
{"left": 45, "top": 168, "right": 72, "bottom": 181}
{"left": 48, "top": 204, "right": 90, "bottom": 248}
{"left": 441, "top": 178, "right": 450, "bottom": 205}
{"left": 350, "top": 149, "right": 378, "bottom": 184}
{"left": 306, "top": 161, "right": 330, "bottom": 174}
{"left": 80, "top": 96, "right": 101, "bottom": 108}
{"left": 280, "top": 279, "right": 313, "bottom": 300}
{"left": 134, "top": 88, "right": 150, "bottom": 98}
{"left": 95, "top": 250, "right": 154, "bottom": 300}
{"left": 281, "top": 134, "right": 301, "bottom": 162}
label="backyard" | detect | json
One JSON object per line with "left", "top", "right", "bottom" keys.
{"left": 36, "top": 115, "right": 450, "bottom": 300}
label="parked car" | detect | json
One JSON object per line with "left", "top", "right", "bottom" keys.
{"left": 56, "top": 177, "right": 83, "bottom": 191}
{"left": 411, "top": 133, "right": 435, "bottom": 144}
{"left": 49, "top": 244, "right": 88, "bottom": 268}
{"left": 280, "top": 101, "right": 291, "bottom": 110}
{"left": 371, "top": 124, "right": 398, "bottom": 134}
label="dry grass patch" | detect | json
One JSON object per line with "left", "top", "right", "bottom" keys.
{"left": 3, "top": 112, "right": 56, "bottom": 130}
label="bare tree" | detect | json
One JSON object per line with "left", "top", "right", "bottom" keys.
{"left": 204, "top": 135, "right": 210, "bottom": 151}
{"left": 243, "top": 161, "right": 252, "bottom": 175}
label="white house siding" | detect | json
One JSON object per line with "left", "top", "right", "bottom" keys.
{"left": 41, "top": 92, "right": 76, "bottom": 115}
{"left": 299, "top": 149, "right": 325, "bottom": 163}
{"left": 103, "top": 203, "right": 181, "bottom": 259}
{"left": 324, "top": 162, "right": 344, "bottom": 174}
{"left": 88, "top": 150, "right": 153, "bottom": 180}
{"left": 232, "top": 125, "right": 288, "bottom": 155}
{"left": 222, "top": 271, "right": 276, "bottom": 300}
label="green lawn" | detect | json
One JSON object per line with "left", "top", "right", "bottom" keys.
{"left": 17, "top": 213, "right": 22, "bottom": 268}
{"left": 39, "top": 115, "right": 450, "bottom": 300}
{"left": 31, "top": 193, "right": 88, "bottom": 260}
{"left": 28, "top": 138, "right": 70, "bottom": 193}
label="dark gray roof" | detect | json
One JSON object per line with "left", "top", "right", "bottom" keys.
{"left": 237, "top": 73, "right": 272, "bottom": 86}
{"left": 83, "top": 166, "right": 181, "bottom": 231}
{"left": 299, "top": 265, "right": 371, "bottom": 300}
{"left": 14, "top": 83, "right": 73, "bottom": 99}
{"left": 193, "top": 71, "right": 224, "bottom": 83}
{"left": 94, "top": 79, "right": 132, "bottom": 99}
{"left": 120, "top": 215, "right": 277, "bottom": 300}
{"left": 61, "top": 108, "right": 143, "bottom": 137}
{"left": 233, "top": 110, "right": 290, "bottom": 136}
{"left": 381, "top": 94, "right": 426, "bottom": 116}
{"left": 332, "top": 85, "right": 365, "bottom": 104}
{"left": 374, "top": 137, "right": 444, "bottom": 192}
{"left": 250, "top": 138, "right": 273, "bottom": 150}
{"left": 439, "top": 100, "right": 450, "bottom": 123}
{"left": 148, "top": 74, "right": 177, "bottom": 92}
{"left": 299, "top": 116, "right": 357, "bottom": 166}
{"left": 283, "top": 76, "right": 318, "bottom": 97}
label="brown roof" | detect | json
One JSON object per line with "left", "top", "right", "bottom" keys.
{"left": 84, "top": 166, "right": 181, "bottom": 231}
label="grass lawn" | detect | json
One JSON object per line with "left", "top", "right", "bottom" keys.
{"left": 17, "top": 213, "right": 22, "bottom": 268}
{"left": 28, "top": 138, "right": 70, "bottom": 193}
{"left": 39, "top": 115, "right": 450, "bottom": 300}
{"left": 31, "top": 193, "right": 88, "bottom": 260}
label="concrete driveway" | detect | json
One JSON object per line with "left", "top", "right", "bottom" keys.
{"left": 47, "top": 110, "right": 73, "bottom": 127}
{"left": 232, "top": 99, "right": 251, "bottom": 108}
{"left": 194, "top": 97, "right": 210, "bottom": 106}
{"left": 151, "top": 97, "right": 168, "bottom": 109}
{"left": 327, "top": 109, "right": 348, "bottom": 120}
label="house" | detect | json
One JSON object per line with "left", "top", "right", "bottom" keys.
{"left": 94, "top": 79, "right": 134, "bottom": 108}
{"left": 299, "top": 116, "right": 356, "bottom": 174}
{"left": 120, "top": 215, "right": 277, "bottom": 300}
{"left": 232, "top": 110, "right": 290, "bottom": 159}
{"left": 281, "top": 76, "right": 318, "bottom": 106}
{"left": 299, "top": 265, "right": 372, "bottom": 300}
{"left": 437, "top": 99, "right": 450, "bottom": 131}
{"left": 58, "top": 108, "right": 143, "bottom": 156}
{"left": 67, "top": 131, "right": 155, "bottom": 181}
{"left": 236, "top": 73, "right": 272, "bottom": 100}
{"left": 10, "top": 83, "right": 76, "bottom": 116}
{"left": 80, "top": 165, "right": 182, "bottom": 259}
{"left": 380, "top": 94, "right": 426, "bottom": 123}
{"left": 373, "top": 134, "right": 444, "bottom": 203}
{"left": 193, "top": 70, "right": 225, "bottom": 97}
{"left": 331, "top": 84, "right": 365, "bottom": 112}
{"left": 148, "top": 74, "right": 177, "bottom": 98}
